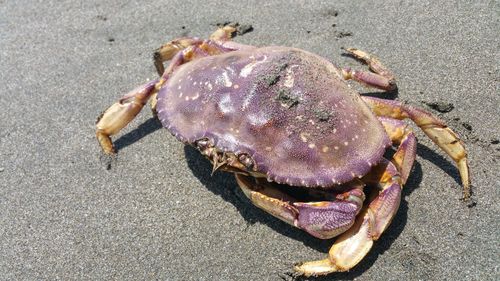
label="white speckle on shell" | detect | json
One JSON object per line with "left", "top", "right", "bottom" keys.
{"left": 240, "top": 55, "right": 267, "bottom": 77}
{"left": 283, "top": 68, "right": 295, "bottom": 88}
{"left": 190, "top": 92, "right": 200, "bottom": 100}
{"left": 218, "top": 94, "right": 234, "bottom": 113}
{"left": 222, "top": 71, "right": 232, "bottom": 87}
{"left": 300, "top": 132, "right": 310, "bottom": 143}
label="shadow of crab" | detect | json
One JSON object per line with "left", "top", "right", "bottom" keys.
{"left": 184, "top": 145, "right": 425, "bottom": 279}
{"left": 110, "top": 116, "right": 460, "bottom": 278}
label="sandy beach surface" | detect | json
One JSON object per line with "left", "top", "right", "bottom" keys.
{"left": 1, "top": 1, "right": 499, "bottom": 280}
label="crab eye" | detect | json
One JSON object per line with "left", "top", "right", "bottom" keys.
{"left": 238, "top": 153, "right": 254, "bottom": 170}
{"left": 195, "top": 138, "right": 212, "bottom": 151}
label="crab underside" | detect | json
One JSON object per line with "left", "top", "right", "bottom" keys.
{"left": 96, "top": 26, "right": 470, "bottom": 276}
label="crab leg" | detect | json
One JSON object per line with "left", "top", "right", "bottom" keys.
{"left": 362, "top": 96, "right": 470, "bottom": 199}
{"left": 235, "top": 175, "right": 366, "bottom": 240}
{"left": 96, "top": 45, "right": 212, "bottom": 155}
{"left": 96, "top": 80, "right": 159, "bottom": 154}
{"left": 295, "top": 159, "right": 402, "bottom": 276}
{"left": 341, "top": 48, "right": 396, "bottom": 91}
{"left": 379, "top": 117, "right": 417, "bottom": 184}
{"left": 151, "top": 28, "right": 240, "bottom": 113}
{"left": 153, "top": 25, "right": 238, "bottom": 76}
{"left": 153, "top": 37, "right": 203, "bottom": 76}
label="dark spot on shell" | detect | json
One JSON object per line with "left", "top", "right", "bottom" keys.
{"left": 275, "top": 89, "right": 299, "bottom": 108}
{"left": 264, "top": 63, "right": 288, "bottom": 86}
{"left": 265, "top": 74, "right": 279, "bottom": 86}
{"left": 313, "top": 109, "right": 331, "bottom": 122}
{"left": 490, "top": 138, "right": 499, "bottom": 145}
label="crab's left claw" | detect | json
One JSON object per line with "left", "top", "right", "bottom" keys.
{"left": 96, "top": 80, "right": 159, "bottom": 155}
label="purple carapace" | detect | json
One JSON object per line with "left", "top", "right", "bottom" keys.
{"left": 157, "top": 47, "right": 390, "bottom": 187}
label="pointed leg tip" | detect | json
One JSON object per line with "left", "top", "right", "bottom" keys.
{"left": 460, "top": 185, "right": 475, "bottom": 207}
{"left": 99, "top": 151, "right": 117, "bottom": 170}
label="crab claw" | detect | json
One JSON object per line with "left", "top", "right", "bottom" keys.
{"left": 295, "top": 161, "right": 403, "bottom": 277}
{"left": 96, "top": 80, "right": 159, "bottom": 154}
{"left": 235, "top": 175, "right": 366, "bottom": 240}
{"left": 293, "top": 188, "right": 365, "bottom": 239}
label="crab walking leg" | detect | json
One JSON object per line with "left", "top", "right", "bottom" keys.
{"left": 379, "top": 117, "right": 417, "bottom": 184}
{"left": 209, "top": 25, "right": 237, "bottom": 41}
{"left": 235, "top": 175, "right": 366, "bottom": 239}
{"left": 96, "top": 80, "right": 159, "bottom": 154}
{"left": 150, "top": 38, "right": 238, "bottom": 113}
{"left": 341, "top": 47, "right": 396, "bottom": 91}
{"left": 362, "top": 96, "right": 470, "bottom": 199}
{"left": 153, "top": 38, "right": 204, "bottom": 76}
{"left": 295, "top": 160, "right": 402, "bottom": 276}
{"left": 152, "top": 38, "right": 206, "bottom": 113}
{"left": 153, "top": 26, "right": 237, "bottom": 74}
{"left": 96, "top": 46, "right": 212, "bottom": 155}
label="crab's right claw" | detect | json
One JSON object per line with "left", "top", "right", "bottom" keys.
{"left": 96, "top": 80, "right": 158, "bottom": 155}
{"left": 295, "top": 160, "right": 402, "bottom": 277}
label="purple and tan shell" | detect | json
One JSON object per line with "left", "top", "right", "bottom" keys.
{"left": 157, "top": 47, "right": 391, "bottom": 187}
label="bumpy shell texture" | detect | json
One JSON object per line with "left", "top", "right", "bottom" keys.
{"left": 157, "top": 47, "right": 390, "bottom": 187}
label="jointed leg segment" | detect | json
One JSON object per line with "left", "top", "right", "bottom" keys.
{"left": 341, "top": 48, "right": 396, "bottom": 91}
{"left": 379, "top": 117, "right": 417, "bottom": 184}
{"left": 342, "top": 48, "right": 469, "bottom": 199}
{"left": 362, "top": 96, "right": 470, "bottom": 199}
{"left": 96, "top": 26, "right": 239, "bottom": 155}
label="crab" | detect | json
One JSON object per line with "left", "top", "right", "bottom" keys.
{"left": 96, "top": 26, "right": 470, "bottom": 276}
